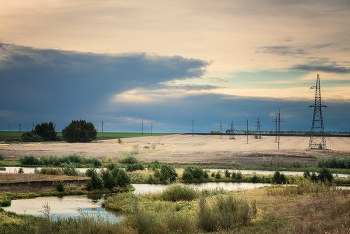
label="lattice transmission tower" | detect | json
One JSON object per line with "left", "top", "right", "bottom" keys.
{"left": 309, "top": 74, "right": 327, "bottom": 149}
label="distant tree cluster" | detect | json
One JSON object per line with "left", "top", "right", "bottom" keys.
{"left": 62, "top": 120, "right": 97, "bottom": 142}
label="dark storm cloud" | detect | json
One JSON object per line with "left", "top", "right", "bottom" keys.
{"left": 0, "top": 43, "right": 209, "bottom": 129}
{"left": 292, "top": 64, "right": 350, "bottom": 73}
{"left": 105, "top": 92, "right": 350, "bottom": 133}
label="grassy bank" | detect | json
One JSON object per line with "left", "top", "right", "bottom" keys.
{"left": 1, "top": 180, "right": 350, "bottom": 233}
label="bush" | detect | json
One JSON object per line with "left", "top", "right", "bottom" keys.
{"left": 101, "top": 169, "right": 117, "bottom": 190}
{"left": 116, "top": 170, "right": 131, "bottom": 187}
{"left": 5, "top": 137, "right": 21, "bottom": 143}
{"left": 0, "top": 153, "right": 4, "bottom": 160}
{"left": 236, "top": 171, "right": 243, "bottom": 180}
{"left": 182, "top": 170, "right": 194, "bottom": 181}
{"left": 18, "top": 167, "right": 24, "bottom": 174}
{"left": 62, "top": 120, "right": 97, "bottom": 142}
{"left": 318, "top": 167, "right": 334, "bottom": 183}
{"left": 0, "top": 199, "right": 11, "bottom": 207}
{"left": 62, "top": 162, "right": 79, "bottom": 176}
{"left": 33, "top": 122, "right": 58, "bottom": 141}
{"left": 148, "top": 160, "right": 161, "bottom": 171}
{"left": 197, "top": 194, "right": 252, "bottom": 232}
{"left": 272, "top": 170, "right": 287, "bottom": 184}
{"left": 56, "top": 181, "right": 65, "bottom": 192}
{"left": 86, "top": 170, "right": 104, "bottom": 191}
{"left": 161, "top": 183, "right": 198, "bottom": 201}
{"left": 20, "top": 155, "right": 41, "bottom": 165}
{"left": 215, "top": 171, "right": 221, "bottom": 179}
{"left": 159, "top": 165, "right": 178, "bottom": 183}
{"left": 118, "top": 153, "right": 138, "bottom": 164}
{"left": 182, "top": 166, "right": 204, "bottom": 182}
{"left": 204, "top": 170, "right": 209, "bottom": 178}
{"left": 225, "top": 169, "right": 230, "bottom": 178}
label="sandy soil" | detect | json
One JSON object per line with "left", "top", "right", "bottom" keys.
{"left": 1, "top": 134, "right": 350, "bottom": 166}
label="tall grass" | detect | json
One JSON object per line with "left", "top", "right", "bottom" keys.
{"left": 317, "top": 155, "right": 350, "bottom": 169}
{"left": 267, "top": 178, "right": 337, "bottom": 196}
{"left": 198, "top": 194, "right": 253, "bottom": 232}
{"left": 161, "top": 183, "right": 198, "bottom": 201}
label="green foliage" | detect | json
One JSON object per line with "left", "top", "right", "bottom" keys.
{"left": 62, "top": 120, "right": 97, "bottom": 142}
{"left": 197, "top": 194, "right": 252, "bottom": 232}
{"left": 161, "top": 183, "right": 198, "bottom": 201}
{"left": 24, "top": 153, "right": 102, "bottom": 167}
{"left": 251, "top": 174, "right": 259, "bottom": 183}
{"left": 317, "top": 156, "right": 350, "bottom": 169}
{"left": 126, "top": 163, "right": 145, "bottom": 172}
{"left": 159, "top": 164, "right": 177, "bottom": 183}
{"left": 215, "top": 171, "right": 221, "bottom": 179}
{"left": 86, "top": 170, "right": 104, "bottom": 191}
{"left": 318, "top": 167, "right": 334, "bottom": 183}
{"left": 62, "top": 162, "right": 79, "bottom": 176}
{"left": 272, "top": 170, "right": 287, "bottom": 184}
{"left": 5, "top": 137, "right": 22, "bottom": 142}
{"left": 0, "top": 199, "right": 11, "bottom": 207}
{"left": 56, "top": 181, "right": 65, "bottom": 192}
{"left": 148, "top": 160, "right": 161, "bottom": 171}
{"left": 211, "top": 172, "right": 215, "bottom": 177}
{"left": 236, "top": 171, "right": 243, "bottom": 180}
{"left": 203, "top": 170, "right": 209, "bottom": 178}
{"left": 0, "top": 153, "right": 4, "bottom": 160}
{"left": 116, "top": 169, "right": 131, "bottom": 187}
{"left": 33, "top": 122, "right": 58, "bottom": 141}
{"left": 182, "top": 166, "right": 204, "bottom": 182}
{"left": 39, "top": 167, "right": 64, "bottom": 175}
{"left": 118, "top": 153, "right": 138, "bottom": 164}
{"left": 225, "top": 169, "right": 231, "bottom": 178}
{"left": 231, "top": 171, "right": 237, "bottom": 178}
{"left": 18, "top": 167, "right": 24, "bottom": 174}
{"left": 101, "top": 169, "right": 117, "bottom": 190}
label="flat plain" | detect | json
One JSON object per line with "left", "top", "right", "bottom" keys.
{"left": 1, "top": 134, "right": 350, "bottom": 167}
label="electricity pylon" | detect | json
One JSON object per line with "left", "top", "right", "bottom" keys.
{"left": 309, "top": 74, "right": 327, "bottom": 149}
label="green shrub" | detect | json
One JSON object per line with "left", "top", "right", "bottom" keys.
{"left": 5, "top": 137, "right": 21, "bottom": 142}
{"left": 39, "top": 167, "right": 64, "bottom": 175}
{"left": 182, "top": 170, "right": 194, "bottom": 181}
{"left": 272, "top": 170, "right": 287, "bottom": 184}
{"left": 197, "top": 194, "right": 252, "bottom": 232}
{"left": 62, "top": 120, "right": 97, "bottom": 142}
{"left": 211, "top": 172, "right": 215, "bottom": 177}
{"left": 116, "top": 169, "right": 131, "bottom": 187}
{"left": 215, "top": 171, "right": 221, "bottom": 179}
{"left": 148, "top": 160, "right": 161, "bottom": 171}
{"left": 159, "top": 164, "right": 177, "bottom": 183}
{"left": 118, "top": 153, "right": 138, "bottom": 164}
{"left": 204, "top": 170, "right": 209, "bottom": 178}
{"left": 236, "top": 171, "right": 243, "bottom": 180}
{"left": 251, "top": 174, "right": 259, "bottom": 183}
{"left": 0, "top": 199, "right": 11, "bottom": 207}
{"left": 318, "top": 167, "right": 334, "bottom": 183}
{"left": 101, "top": 169, "right": 117, "bottom": 190}
{"left": 225, "top": 169, "right": 230, "bottom": 178}
{"left": 62, "top": 162, "right": 79, "bottom": 176}
{"left": 18, "top": 167, "right": 24, "bottom": 174}
{"left": 231, "top": 171, "right": 237, "bottom": 178}
{"left": 20, "top": 155, "right": 41, "bottom": 165}
{"left": 86, "top": 170, "right": 104, "bottom": 191}
{"left": 161, "top": 183, "right": 198, "bottom": 201}
{"left": 0, "top": 153, "right": 4, "bottom": 160}
{"left": 56, "top": 181, "right": 65, "bottom": 192}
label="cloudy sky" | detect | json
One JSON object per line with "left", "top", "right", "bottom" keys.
{"left": 1, "top": 0, "right": 349, "bottom": 133}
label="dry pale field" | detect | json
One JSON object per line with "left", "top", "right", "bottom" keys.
{"left": 1, "top": 134, "right": 350, "bottom": 166}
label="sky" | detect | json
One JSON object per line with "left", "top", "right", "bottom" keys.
{"left": 1, "top": 0, "right": 350, "bottom": 133}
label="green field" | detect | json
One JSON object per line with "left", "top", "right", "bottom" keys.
{"left": 0, "top": 131, "right": 175, "bottom": 142}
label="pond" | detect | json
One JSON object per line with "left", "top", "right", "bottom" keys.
{"left": 3, "top": 182, "right": 271, "bottom": 220}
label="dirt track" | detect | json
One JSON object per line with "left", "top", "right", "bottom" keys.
{"left": 1, "top": 134, "right": 350, "bottom": 166}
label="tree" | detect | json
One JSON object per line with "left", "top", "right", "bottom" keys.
{"left": 33, "top": 122, "right": 58, "bottom": 141}
{"left": 62, "top": 120, "right": 97, "bottom": 142}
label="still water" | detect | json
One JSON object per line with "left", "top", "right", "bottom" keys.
{"left": 3, "top": 182, "right": 271, "bottom": 220}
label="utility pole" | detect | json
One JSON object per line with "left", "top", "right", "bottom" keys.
{"left": 230, "top": 121, "right": 235, "bottom": 139}
{"left": 142, "top": 120, "right": 143, "bottom": 135}
{"left": 220, "top": 122, "right": 222, "bottom": 139}
{"left": 273, "top": 115, "right": 278, "bottom": 142}
{"left": 255, "top": 117, "right": 262, "bottom": 139}
{"left": 309, "top": 74, "right": 327, "bottom": 149}
{"left": 246, "top": 119, "right": 249, "bottom": 144}
{"left": 276, "top": 109, "right": 286, "bottom": 150}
